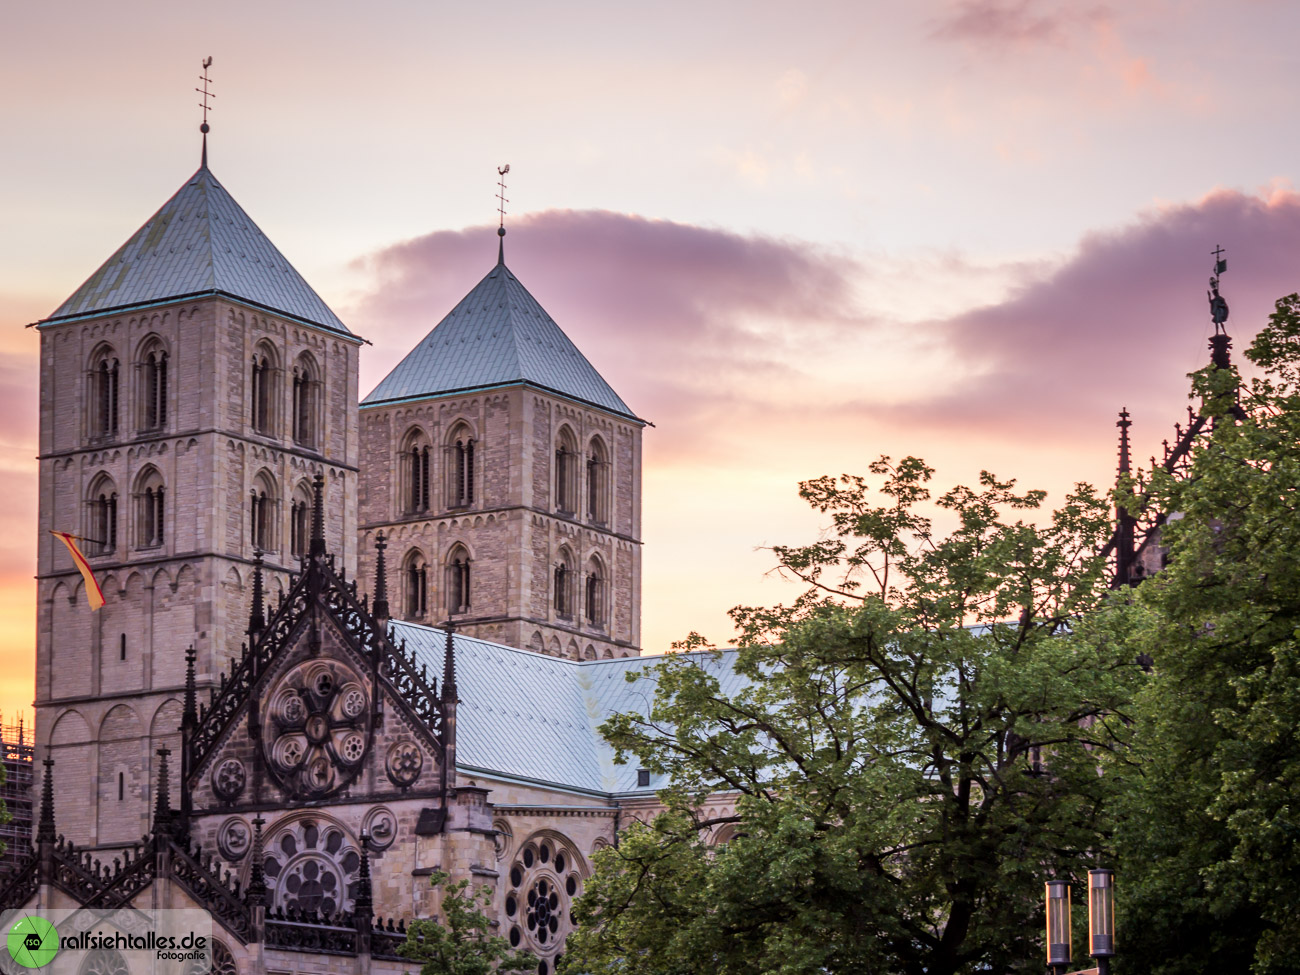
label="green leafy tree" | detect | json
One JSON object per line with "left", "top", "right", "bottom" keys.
{"left": 1112, "top": 295, "right": 1300, "bottom": 975}
{"left": 565, "top": 459, "right": 1140, "bottom": 975}
{"left": 398, "top": 870, "right": 533, "bottom": 975}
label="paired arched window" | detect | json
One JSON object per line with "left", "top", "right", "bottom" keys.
{"left": 555, "top": 426, "right": 579, "bottom": 515}
{"left": 250, "top": 344, "right": 278, "bottom": 436}
{"left": 446, "top": 423, "right": 475, "bottom": 509}
{"left": 587, "top": 436, "right": 609, "bottom": 525}
{"left": 134, "top": 468, "right": 165, "bottom": 549}
{"left": 404, "top": 550, "right": 428, "bottom": 619}
{"left": 289, "top": 481, "right": 312, "bottom": 559}
{"left": 136, "top": 339, "right": 168, "bottom": 431}
{"left": 86, "top": 474, "right": 118, "bottom": 557}
{"left": 250, "top": 473, "right": 278, "bottom": 553}
{"left": 402, "top": 428, "right": 432, "bottom": 514}
{"left": 88, "top": 346, "right": 120, "bottom": 440}
{"left": 292, "top": 354, "right": 320, "bottom": 448}
{"left": 554, "top": 548, "right": 575, "bottom": 619}
{"left": 446, "top": 545, "right": 471, "bottom": 615}
{"left": 585, "top": 556, "right": 606, "bottom": 627}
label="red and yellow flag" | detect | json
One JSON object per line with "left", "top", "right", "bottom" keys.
{"left": 51, "top": 531, "right": 105, "bottom": 611}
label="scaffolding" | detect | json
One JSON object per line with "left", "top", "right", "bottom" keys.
{"left": 0, "top": 714, "right": 33, "bottom": 870}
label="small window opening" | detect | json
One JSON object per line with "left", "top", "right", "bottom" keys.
{"left": 119, "top": 634, "right": 126, "bottom": 661}
{"left": 637, "top": 768, "right": 650, "bottom": 787}
{"left": 117, "top": 772, "right": 124, "bottom": 801}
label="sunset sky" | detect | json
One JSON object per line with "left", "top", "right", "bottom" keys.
{"left": 3, "top": 0, "right": 1300, "bottom": 722}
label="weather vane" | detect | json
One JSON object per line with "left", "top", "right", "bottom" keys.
{"left": 1208, "top": 244, "right": 1229, "bottom": 333}
{"left": 495, "top": 164, "right": 510, "bottom": 263}
{"left": 496, "top": 164, "right": 510, "bottom": 230}
{"left": 196, "top": 56, "right": 215, "bottom": 167}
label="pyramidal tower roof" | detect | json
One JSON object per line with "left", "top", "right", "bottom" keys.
{"left": 43, "top": 164, "right": 351, "bottom": 335}
{"left": 362, "top": 253, "right": 637, "bottom": 420}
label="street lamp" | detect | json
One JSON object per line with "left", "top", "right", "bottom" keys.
{"left": 1089, "top": 869, "right": 1115, "bottom": 975}
{"left": 1045, "top": 880, "right": 1071, "bottom": 975}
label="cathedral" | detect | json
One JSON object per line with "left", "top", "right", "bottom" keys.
{"left": 4, "top": 134, "right": 730, "bottom": 975}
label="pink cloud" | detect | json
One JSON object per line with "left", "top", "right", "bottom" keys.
{"left": 347, "top": 210, "right": 874, "bottom": 457}
{"left": 930, "top": 0, "right": 1111, "bottom": 48}
{"left": 890, "top": 188, "right": 1300, "bottom": 455}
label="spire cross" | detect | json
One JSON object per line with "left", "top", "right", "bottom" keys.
{"left": 196, "top": 57, "right": 215, "bottom": 128}
{"left": 1212, "top": 244, "right": 1226, "bottom": 266}
{"left": 496, "top": 164, "right": 510, "bottom": 229}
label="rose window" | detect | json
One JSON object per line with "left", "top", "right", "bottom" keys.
{"left": 263, "top": 819, "right": 362, "bottom": 916}
{"left": 264, "top": 661, "right": 371, "bottom": 799}
{"left": 504, "top": 836, "right": 583, "bottom": 972}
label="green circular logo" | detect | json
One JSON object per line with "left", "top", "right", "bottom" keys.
{"left": 7, "top": 916, "right": 58, "bottom": 969}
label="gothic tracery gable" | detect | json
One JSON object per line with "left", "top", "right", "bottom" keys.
{"left": 186, "top": 539, "right": 450, "bottom": 817}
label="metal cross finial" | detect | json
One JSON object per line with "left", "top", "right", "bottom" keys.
{"left": 196, "top": 57, "right": 215, "bottom": 167}
{"left": 496, "top": 164, "right": 511, "bottom": 228}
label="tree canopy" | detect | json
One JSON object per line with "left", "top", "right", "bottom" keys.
{"left": 566, "top": 459, "right": 1141, "bottom": 975}
{"left": 398, "top": 870, "right": 533, "bottom": 975}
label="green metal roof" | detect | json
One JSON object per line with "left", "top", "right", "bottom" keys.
{"left": 361, "top": 256, "right": 636, "bottom": 419}
{"left": 393, "top": 620, "right": 743, "bottom": 796}
{"left": 44, "top": 165, "right": 351, "bottom": 335}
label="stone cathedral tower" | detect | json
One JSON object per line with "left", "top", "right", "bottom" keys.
{"left": 356, "top": 233, "right": 644, "bottom": 659}
{"left": 33, "top": 155, "right": 362, "bottom": 847}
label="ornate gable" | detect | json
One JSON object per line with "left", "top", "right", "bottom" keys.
{"left": 184, "top": 476, "right": 456, "bottom": 816}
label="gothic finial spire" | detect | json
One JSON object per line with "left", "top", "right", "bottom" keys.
{"left": 373, "top": 532, "right": 390, "bottom": 622}
{"left": 183, "top": 645, "right": 197, "bottom": 730}
{"left": 248, "top": 550, "right": 266, "bottom": 635}
{"left": 442, "top": 619, "right": 458, "bottom": 699}
{"left": 355, "top": 830, "right": 373, "bottom": 917}
{"left": 310, "top": 471, "right": 326, "bottom": 558}
{"left": 496, "top": 164, "right": 510, "bottom": 265}
{"left": 153, "top": 747, "right": 173, "bottom": 836}
{"left": 37, "top": 757, "right": 56, "bottom": 843}
{"left": 247, "top": 817, "right": 267, "bottom": 906}
{"left": 1117, "top": 407, "right": 1132, "bottom": 475}
{"left": 196, "top": 56, "right": 215, "bottom": 169}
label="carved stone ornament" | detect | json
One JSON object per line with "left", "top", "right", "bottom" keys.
{"left": 212, "top": 759, "right": 247, "bottom": 801}
{"left": 362, "top": 806, "right": 398, "bottom": 851}
{"left": 218, "top": 817, "right": 252, "bottom": 861}
{"left": 264, "top": 660, "right": 372, "bottom": 800}
{"left": 385, "top": 739, "right": 423, "bottom": 789}
{"left": 263, "top": 818, "right": 362, "bottom": 916}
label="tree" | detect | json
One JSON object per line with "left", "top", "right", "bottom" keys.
{"left": 398, "top": 870, "right": 533, "bottom": 975}
{"left": 1112, "top": 295, "right": 1300, "bottom": 975}
{"left": 565, "top": 459, "right": 1141, "bottom": 975}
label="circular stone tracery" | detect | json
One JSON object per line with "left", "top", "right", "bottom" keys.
{"left": 263, "top": 819, "right": 363, "bottom": 916}
{"left": 264, "top": 660, "right": 371, "bottom": 799}
{"left": 504, "top": 835, "right": 584, "bottom": 967}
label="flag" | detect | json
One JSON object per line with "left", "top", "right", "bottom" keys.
{"left": 51, "top": 531, "right": 105, "bottom": 611}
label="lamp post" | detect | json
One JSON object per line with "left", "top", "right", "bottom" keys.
{"left": 1088, "top": 869, "right": 1115, "bottom": 975}
{"left": 1045, "top": 880, "right": 1071, "bottom": 975}
{"left": 1044, "top": 870, "right": 1117, "bottom": 975}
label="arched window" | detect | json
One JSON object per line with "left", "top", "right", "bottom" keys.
{"left": 87, "top": 346, "right": 120, "bottom": 440}
{"left": 136, "top": 338, "right": 168, "bottom": 431}
{"left": 250, "top": 343, "right": 278, "bottom": 436}
{"left": 134, "top": 467, "right": 165, "bottom": 549}
{"left": 86, "top": 474, "right": 118, "bottom": 557}
{"left": 554, "top": 548, "right": 575, "bottom": 619}
{"left": 587, "top": 436, "right": 609, "bottom": 525}
{"left": 555, "top": 426, "right": 578, "bottom": 516}
{"left": 404, "top": 550, "right": 428, "bottom": 619}
{"left": 446, "top": 545, "right": 471, "bottom": 615}
{"left": 402, "top": 428, "right": 431, "bottom": 514}
{"left": 292, "top": 354, "right": 320, "bottom": 448}
{"left": 289, "top": 481, "right": 311, "bottom": 559}
{"left": 445, "top": 423, "right": 475, "bottom": 509}
{"left": 585, "top": 556, "right": 605, "bottom": 627}
{"left": 250, "top": 473, "right": 278, "bottom": 553}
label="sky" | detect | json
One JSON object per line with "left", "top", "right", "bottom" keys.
{"left": 3, "top": 0, "right": 1300, "bottom": 723}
